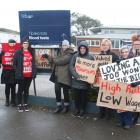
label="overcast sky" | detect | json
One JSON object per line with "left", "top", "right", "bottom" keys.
{"left": 1, "top": 0, "right": 140, "bottom": 31}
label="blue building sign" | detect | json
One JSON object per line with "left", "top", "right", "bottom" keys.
{"left": 19, "top": 10, "right": 71, "bottom": 45}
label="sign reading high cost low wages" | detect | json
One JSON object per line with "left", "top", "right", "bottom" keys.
{"left": 97, "top": 80, "right": 140, "bottom": 112}
{"left": 75, "top": 57, "right": 98, "bottom": 84}
{"left": 99, "top": 56, "right": 140, "bottom": 84}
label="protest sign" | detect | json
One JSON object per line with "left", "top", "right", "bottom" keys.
{"left": 99, "top": 56, "right": 140, "bottom": 84}
{"left": 35, "top": 49, "right": 52, "bottom": 69}
{"left": 93, "top": 55, "right": 112, "bottom": 87}
{"left": 94, "top": 55, "right": 112, "bottom": 67}
{"left": 96, "top": 80, "right": 140, "bottom": 112}
{"left": 75, "top": 57, "right": 98, "bottom": 84}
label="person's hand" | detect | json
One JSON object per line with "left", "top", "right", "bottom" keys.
{"left": 116, "top": 59, "right": 120, "bottom": 65}
{"left": 131, "top": 82, "right": 140, "bottom": 88}
{"left": 42, "top": 54, "right": 49, "bottom": 59}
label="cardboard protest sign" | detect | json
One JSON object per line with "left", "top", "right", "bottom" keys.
{"left": 75, "top": 57, "right": 98, "bottom": 84}
{"left": 35, "top": 49, "right": 52, "bottom": 69}
{"left": 93, "top": 70, "right": 102, "bottom": 87}
{"left": 93, "top": 55, "right": 112, "bottom": 87}
{"left": 94, "top": 55, "right": 112, "bottom": 67}
{"left": 97, "top": 80, "right": 140, "bottom": 112}
{"left": 100, "top": 56, "right": 140, "bottom": 84}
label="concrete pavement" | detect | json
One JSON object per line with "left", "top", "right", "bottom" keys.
{"left": 0, "top": 101, "right": 140, "bottom": 140}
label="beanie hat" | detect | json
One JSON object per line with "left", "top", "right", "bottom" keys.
{"left": 78, "top": 41, "right": 88, "bottom": 48}
{"left": 8, "top": 39, "right": 16, "bottom": 43}
{"left": 62, "top": 40, "right": 70, "bottom": 46}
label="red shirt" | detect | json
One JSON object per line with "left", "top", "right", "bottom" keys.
{"left": 2, "top": 43, "right": 20, "bottom": 70}
{"left": 23, "top": 50, "right": 32, "bottom": 77}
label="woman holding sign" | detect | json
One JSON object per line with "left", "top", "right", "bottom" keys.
{"left": 99, "top": 39, "right": 119, "bottom": 119}
{"left": 69, "top": 41, "right": 94, "bottom": 116}
{"left": 117, "top": 45, "right": 133, "bottom": 129}
{"left": 129, "top": 34, "right": 140, "bottom": 125}
{"left": 13, "top": 38, "right": 36, "bottom": 112}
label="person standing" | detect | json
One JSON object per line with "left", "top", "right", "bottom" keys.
{"left": 42, "top": 40, "right": 74, "bottom": 113}
{"left": 0, "top": 39, "right": 19, "bottom": 106}
{"left": 98, "top": 39, "right": 119, "bottom": 119}
{"left": 13, "top": 38, "right": 36, "bottom": 112}
{"left": 69, "top": 41, "right": 94, "bottom": 116}
{"left": 129, "top": 34, "right": 140, "bottom": 124}
{"left": 117, "top": 45, "right": 133, "bottom": 129}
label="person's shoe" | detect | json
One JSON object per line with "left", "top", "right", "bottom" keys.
{"left": 23, "top": 104, "right": 29, "bottom": 112}
{"left": 17, "top": 104, "right": 24, "bottom": 113}
{"left": 61, "top": 106, "right": 69, "bottom": 113}
{"left": 79, "top": 110, "right": 85, "bottom": 117}
{"left": 53, "top": 106, "right": 62, "bottom": 114}
{"left": 73, "top": 109, "right": 80, "bottom": 116}
{"left": 123, "top": 125, "right": 131, "bottom": 130}
{"left": 5, "top": 101, "right": 9, "bottom": 107}
{"left": 11, "top": 101, "right": 16, "bottom": 107}
{"left": 116, "top": 123, "right": 123, "bottom": 127}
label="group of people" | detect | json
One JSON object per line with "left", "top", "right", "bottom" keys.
{"left": 0, "top": 34, "right": 140, "bottom": 130}
{"left": 0, "top": 38, "right": 36, "bottom": 112}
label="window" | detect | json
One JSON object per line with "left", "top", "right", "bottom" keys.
{"left": 90, "top": 40, "right": 100, "bottom": 47}
{"left": 111, "top": 40, "right": 120, "bottom": 49}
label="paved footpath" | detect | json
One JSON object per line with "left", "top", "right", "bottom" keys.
{"left": 0, "top": 101, "right": 140, "bottom": 140}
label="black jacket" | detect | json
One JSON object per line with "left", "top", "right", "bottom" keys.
{"left": 69, "top": 46, "right": 94, "bottom": 90}
{"left": 100, "top": 50, "right": 119, "bottom": 63}
{"left": 13, "top": 49, "right": 37, "bottom": 80}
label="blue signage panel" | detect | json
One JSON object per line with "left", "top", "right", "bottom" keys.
{"left": 19, "top": 10, "right": 71, "bottom": 45}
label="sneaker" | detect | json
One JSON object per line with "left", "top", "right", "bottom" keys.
{"left": 18, "top": 105, "right": 24, "bottom": 113}
{"left": 79, "top": 110, "right": 85, "bottom": 117}
{"left": 5, "top": 101, "right": 9, "bottom": 107}
{"left": 123, "top": 125, "right": 131, "bottom": 130}
{"left": 23, "top": 104, "right": 29, "bottom": 112}
{"left": 73, "top": 109, "right": 80, "bottom": 116}
{"left": 53, "top": 106, "right": 62, "bottom": 114}
{"left": 11, "top": 101, "right": 16, "bottom": 107}
{"left": 61, "top": 106, "right": 69, "bottom": 114}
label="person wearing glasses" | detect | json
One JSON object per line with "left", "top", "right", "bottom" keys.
{"left": 13, "top": 38, "right": 36, "bottom": 112}
{"left": 129, "top": 34, "right": 140, "bottom": 125}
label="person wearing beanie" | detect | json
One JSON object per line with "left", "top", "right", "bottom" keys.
{"left": 69, "top": 41, "right": 94, "bottom": 116}
{"left": 42, "top": 39, "right": 74, "bottom": 113}
{"left": 0, "top": 39, "right": 19, "bottom": 106}
{"left": 13, "top": 39, "right": 36, "bottom": 112}
{"left": 116, "top": 46, "right": 133, "bottom": 130}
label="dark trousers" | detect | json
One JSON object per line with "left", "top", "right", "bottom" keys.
{"left": 99, "top": 107, "right": 114, "bottom": 119}
{"left": 73, "top": 88, "right": 88, "bottom": 111}
{"left": 5, "top": 84, "right": 16, "bottom": 103}
{"left": 119, "top": 112, "right": 133, "bottom": 126}
{"left": 17, "top": 78, "right": 32, "bottom": 105}
{"left": 133, "top": 112, "right": 140, "bottom": 124}
{"left": 55, "top": 82, "right": 70, "bottom": 106}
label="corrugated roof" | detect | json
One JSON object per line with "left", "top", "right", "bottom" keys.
{"left": 76, "top": 34, "right": 132, "bottom": 39}
{"left": 0, "top": 28, "right": 19, "bottom": 34}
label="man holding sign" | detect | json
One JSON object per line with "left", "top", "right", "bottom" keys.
{"left": 69, "top": 41, "right": 94, "bottom": 116}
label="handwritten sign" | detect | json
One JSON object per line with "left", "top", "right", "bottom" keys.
{"left": 94, "top": 55, "right": 112, "bottom": 67}
{"left": 93, "top": 55, "right": 112, "bottom": 87}
{"left": 100, "top": 56, "right": 140, "bottom": 84}
{"left": 75, "top": 57, "right": 98, "bottom": 84}
{"left": 35, "top": 49, "right": 52, "bottom": 69}
{"left": 97, "top": 80, "right": 140, "bottom": 112}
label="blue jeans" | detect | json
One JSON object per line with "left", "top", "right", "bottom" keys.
{"left": 119, "top": 112, "right": 133, "bottom": 126}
